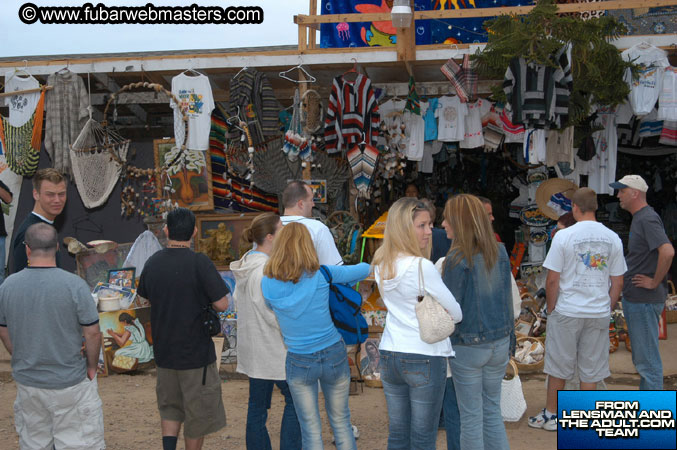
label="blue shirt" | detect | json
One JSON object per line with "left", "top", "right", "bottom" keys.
{"left": 262, "top": 263, "right": 370, "bottom": 354}
{"left": 424, "top": 97, "right": 439, "bottom": 141}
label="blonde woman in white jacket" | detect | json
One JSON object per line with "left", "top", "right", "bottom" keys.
{"left": 230, "top": 213, "right": 301, "bottom": 450}
{"left": 372, "top": 197, "right": 463, "bottom": 450}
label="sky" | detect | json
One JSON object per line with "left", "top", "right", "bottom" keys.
{"left": 1, "top": 0, "right": 313, "bottom": 58}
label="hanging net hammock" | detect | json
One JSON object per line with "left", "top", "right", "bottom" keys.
{"left": 70, "top": 118, "right": 129, "bottom": 209}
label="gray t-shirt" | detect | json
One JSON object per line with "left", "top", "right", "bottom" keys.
{"left": 0, "top": 268, "right": 99, "bottom": 389}
{"left": 623, "top": 206, "right": 671, "bottom": 303}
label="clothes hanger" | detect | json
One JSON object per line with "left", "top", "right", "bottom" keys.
{"left": 343, "top": 58, "right": 359, "bottom": 82}
{"left": 233, "top": 66, "right": 249, "bottom": 79}
{"left": 179, "top": 66, "right": 205, "bottom": 77}
{"left": 1, "top": 60, "right": 33, "bottom": 91}
{"left": 279, "top": 64, "right": 317, "bottom": 83}
{"left": 56, "top": 60, "right": 71, "bottom": 74}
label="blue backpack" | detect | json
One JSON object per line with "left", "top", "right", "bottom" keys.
{"left": 319, "top": 265, "right": 369, "bottom": 345}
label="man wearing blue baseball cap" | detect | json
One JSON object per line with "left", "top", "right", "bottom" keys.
{"left": 610, "top": 175, "right": 675, "bottom": 390}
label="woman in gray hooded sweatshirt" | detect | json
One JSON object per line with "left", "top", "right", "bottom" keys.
{"left": 230, "top": 213, "right": 301, "bottom": 450}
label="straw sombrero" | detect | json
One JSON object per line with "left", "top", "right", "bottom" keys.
{"left": 535, "top": 178, "right": 579, "bottom": 220}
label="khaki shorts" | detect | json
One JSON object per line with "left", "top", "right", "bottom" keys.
{"left": 156, "top": 363, "right": 226, "bottom": 439}
{"left": 544, "top": 310, "right": 610, "bottom": 383}
{"left": 14, "top": 376, "right": 105, "bottom": 450}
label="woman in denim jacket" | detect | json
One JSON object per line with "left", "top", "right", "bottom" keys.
{"left": 441, "top": 194, "right": 514, "bottom": 450}
{"left": 373, "top": 197, "right": 463, "bottom": 449}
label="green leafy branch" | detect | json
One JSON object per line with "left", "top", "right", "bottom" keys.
{"left": 473, "top": 0, "right": 637, "bottom": 127}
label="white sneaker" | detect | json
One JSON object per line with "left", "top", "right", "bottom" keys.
{"left": 332, "top": 424, "right": 359, "bottom": 444}
{"left": 528, "top": 408, "right": 558, "bottom": 431}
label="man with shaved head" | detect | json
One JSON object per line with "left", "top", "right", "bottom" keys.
{"left": 0, "top": 223, "right": 104, "bottom": 448}
{"left": 611, "top": 175, "right": 675, "bottom": 390}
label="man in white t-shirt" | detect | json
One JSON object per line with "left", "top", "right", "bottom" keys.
{"left": 280, "top": 181, "right": 343, "bottom": 266}
{"left": 529, "top": 188, "right": 626, "bottom": 432}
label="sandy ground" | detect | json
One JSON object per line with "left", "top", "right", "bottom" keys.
{"left": 0, "top": 370, "right": 659, "bottom": 450}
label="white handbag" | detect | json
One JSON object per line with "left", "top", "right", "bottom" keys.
{"left": 501, "top": 359, "right": 527, "bottom": 422}
{"left": 415, "top": 258, "right": 456, "bottom": 344}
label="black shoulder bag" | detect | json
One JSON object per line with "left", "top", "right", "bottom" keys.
{"left": 194, "top": 253, "right": 222, "bottom": 385}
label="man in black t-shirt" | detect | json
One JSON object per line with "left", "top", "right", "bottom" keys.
{"left": 138, "top": 208, "right": 229, "bottom": 450}
{"left": 0, "top": 179, "right": 13, "bottom": 284}
{"left": 11, "top": 169, "right": 66, "bottom": 273}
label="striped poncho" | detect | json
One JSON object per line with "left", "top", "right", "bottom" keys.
{"left": 324, "top": 74, "right": 380, "bottom": 154}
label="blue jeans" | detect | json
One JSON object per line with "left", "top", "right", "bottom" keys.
{"left": 450, "top": 336, "right": 510, "bottom": 450}
{"left": 285, "top": 340, "right": 355, "bottom": 450}
{"left": 246, "top": 378, "right": 301, "bottom": 450}
{"left": 622, "top": 299, "right": 664, "bottom": 390}
{"left": 379, "top": 350, "right": 446, "bottom": 450}
{"left": 443, "top": 375, "right": 461, "bottom": 450}
{"left": 0, "top": 236, "right": 5, "bottom": 285}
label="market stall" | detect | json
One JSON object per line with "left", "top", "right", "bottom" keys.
{"left": 1, "top": 1, "right": 675, "bottom": 380}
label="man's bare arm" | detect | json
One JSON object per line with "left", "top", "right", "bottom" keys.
{"left": 82, "top": 324, "right": 102, "bottom": 380}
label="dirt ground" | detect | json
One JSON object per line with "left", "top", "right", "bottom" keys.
{"left": 1, "top": 323, "right": 676, "bottom": 449}
{"left": 0, "top": 370, "right": 658, "bottom": 450}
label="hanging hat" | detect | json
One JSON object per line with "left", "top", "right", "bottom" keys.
{"left": 535, "top": 178, "right": 579, "bottom": 220}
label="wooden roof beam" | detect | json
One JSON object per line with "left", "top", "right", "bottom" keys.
{"left": 295, "top": 0, "right": 677, "bottom": 24}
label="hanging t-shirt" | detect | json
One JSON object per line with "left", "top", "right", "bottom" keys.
{"left": 405, "top": 103, "right": 426, "bottom": 161}
{"left": 418, "top": 141, "right": 443, "bottom": 174}
{"left": 171, "top": 73, "right": 215, "bottom": 151}
{"left": 460, "top": 99, "right": 490, "bottom": 149}
{"left": 423, "top": 98, "right": 439, "bottom": 141}
{"left": 378, "top": 98, "right": 408, "bottom": 153}
{"left": 545, "top": 126, "right": 574, "bottom": 168}
{"left": 523, "top": 128, "right": 546, "bottom": 164}
{"left": 578, "top": 103, "right": 633, "bottom": 195}
{"left": 543, "top": 221, "right": 626, "bottom": 318}
{"left": 622, "top": 44, "right": 669, "bottom": 116}
{"left": 658, "top": 67, "right": 677, "bottom": 121}
{"left": 3, "top": 72, "right": 40, "bottom": 127}
{"left": 436, "top": 95, "right": 467, "bottom": 142}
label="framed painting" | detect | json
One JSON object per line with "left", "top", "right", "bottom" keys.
{"left": 195, "top": 213, "right": 259, "bottom": 270}
{"left": 154, "top": 138, "right": 214, "bottom": 211}
{"left": 99, "top": 306, "right": 154, "bottom": 373}
{"left": 76, "top": 243, "right": 133, "bottom": 290}
{"left": 107, "top": 267, "right": 135, "bottom": 289}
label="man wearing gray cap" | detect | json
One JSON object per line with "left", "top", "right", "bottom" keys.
{"left": 610, "top": 175, "right": 675, "bottom": 390}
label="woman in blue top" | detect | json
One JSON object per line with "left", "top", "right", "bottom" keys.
{"left": 261, "top": 222, "right": 370, "bottom": 450}
{"left": 441, "top": 194, "right": 514, "bottom": 450}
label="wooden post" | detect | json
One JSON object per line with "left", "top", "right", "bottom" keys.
{"left": 308, "top": 0, "right": 318, "bottom": 50}
{"left": 298, "top": 69, "right": 313, "bottom": 181}
{"left": 298, "top": 24, "right": 307, "bottom": 53}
